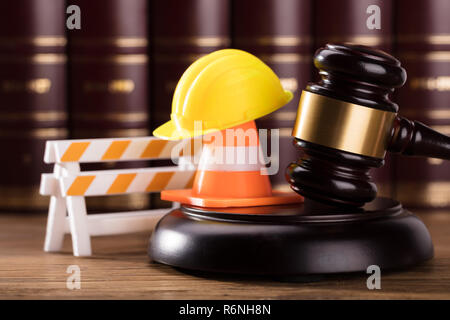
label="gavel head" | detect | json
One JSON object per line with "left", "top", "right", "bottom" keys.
{"left": 286, "top": 43, "right": 407, "bottom": 207}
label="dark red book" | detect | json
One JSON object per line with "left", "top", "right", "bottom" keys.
{"left": 232, "top": 0, "right": 312, "bottom": 190}
{"left": 151, "top": 0, "right": 231, "bottom": 130}
{"left": 68, "top": 0, "right": 150, "bottom": 211}
{"left": 0, "top": 0, "right": 67, "bottom": 211}
{"left": 69, "top": 0, "right": 149, "bottom": 138}
{"left": 395, "top": 0, "right": 450, "bottom": 208}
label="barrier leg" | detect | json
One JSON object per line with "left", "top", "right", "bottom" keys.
{"left": 66, "top": 196, "right": 92, "bottom": 257}
{"left": 43, "top": 195, "right": 67, "bottom": 252}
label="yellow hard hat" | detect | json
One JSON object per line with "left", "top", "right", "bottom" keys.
{"left": 153, "top": 49, "right": 293, "bottom": 140}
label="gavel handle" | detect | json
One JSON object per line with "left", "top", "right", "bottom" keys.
{"left": 388, "top": 116, "right": 450, "bottom": 160}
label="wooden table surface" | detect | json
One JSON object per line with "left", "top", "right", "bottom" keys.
{"left": 0, "top": 210, "right": 449, "bottom": 300}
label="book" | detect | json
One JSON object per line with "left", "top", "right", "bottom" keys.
{"left": 151, "top": 0, "right": 230, "bottom": 207}
{"left": 68, "top": 0, "right": 150, "bottom": 211}
{"left": 395, "top": 0, "right": 450, "bottom": 208}
{"left": 232, "top": 0, "right": 312, "bottom": 191}
{"left": 151, "top": 0, "right": 231, "bottom": 130}
{"left": 314, "top": 0, "right": 395, "bottom": 198}
{"left": 0, "top": 0, "right": 67, "bottom": 211}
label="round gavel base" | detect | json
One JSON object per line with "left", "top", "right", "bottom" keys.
{"left": 148, "top": 198, "right": 433, "bottom": 276}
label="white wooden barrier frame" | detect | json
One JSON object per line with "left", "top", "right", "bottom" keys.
{"left": 40, "top": 136, "right": 199, "bottom": 257}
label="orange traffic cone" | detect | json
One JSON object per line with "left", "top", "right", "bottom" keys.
{"left": 162, "top": 121, "right": 303, "bottom": 207}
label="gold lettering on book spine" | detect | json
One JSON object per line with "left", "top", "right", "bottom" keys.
{"left": 259, "top": 54, "right": 311, "bottom": 64}
{"left": 234, "top": 36, "right": 311, "bottom": 47}
{"left": 397, "top": 34, "right": 450, "bottom": 45}
{"left": 154, "top": 37, "right": 230, "bottom": 47}
{"left": 71, "top": 55, "right": 148, "bottom": 64}
{"left": 400, "top": 51, "right": 450, "bottom": 61}
{"left": 0, "top": 54, "right": 66, "bottom": 64}
{"left": 410, "top": 76, "right": 450, "bottom": 91}
{"left": 317, "top": 35, "right": 389, "bottom": 47}
{"left": 0, "top": 111, "right": 66, "bottom": 122}
{"left": 72, "top": 112, "right": 148, "bottom": 122}
{"left": 0, "top": 128, "right": 67, "bottom": 138}
{"left": 0, "top": 36, "right": 67, "bottom": 46}
{"left": 1, "top": 78, "right": 52, "bottom": 94}
{"left": 72, "top": 128, "right": 149, "bottom": 138}
{"left": 280, "top": 78, "right": 298, "bottom": 92}
{"left": 71, "top": 37, "right": 148, "bottom": 47}
{"left": 83, "top": 79, "right": 135, "bottom": 93}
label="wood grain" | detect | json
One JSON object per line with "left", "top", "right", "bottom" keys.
{"left": 0, "top": 210, "right": 449, "bottom": 299}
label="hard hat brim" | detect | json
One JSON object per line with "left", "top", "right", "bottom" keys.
{"left": 153, "top": 119, "right": 220, "bottom": 140}
{"left": 153, "top": 120, "right": 189, "bottom": 140}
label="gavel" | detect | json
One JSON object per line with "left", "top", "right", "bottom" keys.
{"left": 150, "top": 44, "right": 438, "bottom": 275}
{"left": 287, "top": 43, "right": 450, "bottom": 207}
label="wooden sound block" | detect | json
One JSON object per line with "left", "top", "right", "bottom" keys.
{"left": 148, "top": 198, "right": 433, "bottom": 276}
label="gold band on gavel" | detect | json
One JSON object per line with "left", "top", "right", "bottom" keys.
{"left": 292, "top": 91, "right": 397, "bottom": 159}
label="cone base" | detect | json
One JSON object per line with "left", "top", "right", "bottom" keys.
{"left": 161, "top": 189, "right": 303, "bottom": 208}
{"left": 149, "top": 197, "right": 434, "bottom": 276}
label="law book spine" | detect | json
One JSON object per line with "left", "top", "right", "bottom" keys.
{"left": 0, "top": 0, "right": 67, "bottom": 211}
{"left": 232, "top": 0, "right": 312, "bottom": 191}
{"left": 314, "top": 0, "right": 394, "bottom": 198}
{"left": 151, "top": 0, "right": 230, "bottom": 207}
{"left": 69, "top": 0, "right": 150, "bottom": 211}
{"left": 395, "top": 0, "right": 450, "bottom": 208}
{"left": 151, "top": 0, "right": 231, "bottom": 131}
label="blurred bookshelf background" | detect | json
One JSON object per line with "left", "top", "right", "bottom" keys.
{"left": 0, "top": 0, "right": 449, "bottom": 212}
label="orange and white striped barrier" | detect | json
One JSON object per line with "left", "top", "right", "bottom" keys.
{"left": 40, "top": 136, "right": 199, "bottom": 257}
{"left": 59, "top": 167, "right": 195, "bottom": 197}
{"left": 44, "top": 136, "right": 184, "bottom": 163}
